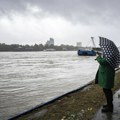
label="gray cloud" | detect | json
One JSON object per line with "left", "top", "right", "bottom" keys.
{"left": 0, "top": 0, "right": 120, "bottom": 46}
{"left": 0, "top": 0, "right": 120, "bottom": 25}
{"left": 0, "top": 0, "right": 25, "bottom": 15}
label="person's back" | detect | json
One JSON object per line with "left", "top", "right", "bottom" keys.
{"left": 95, "top": 56, "right": 115, "bottom": 89}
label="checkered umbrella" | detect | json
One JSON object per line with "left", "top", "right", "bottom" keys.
{"left": 99, "top": 37, "right": 120, "bottom": 69}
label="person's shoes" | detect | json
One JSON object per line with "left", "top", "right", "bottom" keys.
{"left": 101, "top": 106, "right": 113, "bottom": 113}
{"left": 103, "top": 104, "right": 108, "bottom": 108}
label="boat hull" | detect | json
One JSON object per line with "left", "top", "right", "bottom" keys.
{"left": 77, "top": 50, "right": 96, "bottom": 56}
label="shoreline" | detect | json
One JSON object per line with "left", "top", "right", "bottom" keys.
{"left": 9, "top": 69, "right": 120, "bottom": 120}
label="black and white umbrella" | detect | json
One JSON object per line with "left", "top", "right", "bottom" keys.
{"left": 99, "top": 37, "right": 120, "bottom": 69}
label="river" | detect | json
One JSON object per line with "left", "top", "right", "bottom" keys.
{"left": 0, "top": 51, "right": 98, "bottom": 120}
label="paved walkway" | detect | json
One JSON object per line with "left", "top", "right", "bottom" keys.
{"left": 92, "top": 89, "right": 120, "bottom": 120}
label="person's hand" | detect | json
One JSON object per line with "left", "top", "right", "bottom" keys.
{"left": 96, "top": 54, "right": 99, "bottom": 57}
{"left": 96, "top": 52, "right": 102, "bottom": 57}
{"left": 95, "top": 52, "right": 102, "bottom": 60}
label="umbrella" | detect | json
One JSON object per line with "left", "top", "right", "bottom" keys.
{"left": 99, "top": 37, "right": 120, "bottom": 69}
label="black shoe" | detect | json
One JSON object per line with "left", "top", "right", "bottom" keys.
{"left": 101, "top": 106, "right": 113, "bottom": 113}
{"left": 103, "top": 104, "right": 108, "bottom": 108}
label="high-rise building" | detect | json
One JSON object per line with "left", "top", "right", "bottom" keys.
{"left": 46, "top": 38, "right": 54, "bottom": 46}
{"left": 76, "top": 42, "right": 82, "bottom": 47}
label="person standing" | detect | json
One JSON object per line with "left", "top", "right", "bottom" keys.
{"left": 95, "top": 37, "right": 120, "bottom": 113}
{"left": 95, "top": 53, "right": 115, "bottom": 112}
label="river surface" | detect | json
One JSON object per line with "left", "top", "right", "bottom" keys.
{"left": 0, "top": 51, "right": 98, "bottom": 120}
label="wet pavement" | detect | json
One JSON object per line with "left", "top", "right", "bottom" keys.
{"left": 92, "top": 89, "right": 120, "bottom": 120}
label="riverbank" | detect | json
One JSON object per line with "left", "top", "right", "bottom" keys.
{"left": 92, "top": 89, "right": 120, "bottom": 120}
{"left": 10, "top": 69, "right": 120, "bottom": 120}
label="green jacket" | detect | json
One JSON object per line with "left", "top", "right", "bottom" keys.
{"left": 95, "top": 56, "right": 115, "bottom": 89}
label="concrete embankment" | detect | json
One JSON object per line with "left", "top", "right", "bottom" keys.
{"left": 9, "top": 69, "right": 120, "bottom": 120}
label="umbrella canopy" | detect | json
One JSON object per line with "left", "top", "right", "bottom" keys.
{"left": 99, "top": 37, "right": 120, "bottom": 69}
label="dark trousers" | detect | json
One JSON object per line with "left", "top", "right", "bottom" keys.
{"left": 103, "top": 88, "right": 113, "bottom": 107}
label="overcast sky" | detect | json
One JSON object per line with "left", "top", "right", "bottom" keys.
{"left": 0, "top": 0, "right": 120, "bottom": 47}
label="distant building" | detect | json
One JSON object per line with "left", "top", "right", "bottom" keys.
{"left": 76, "top": 42, "right": 82, "bottom": 47}
{"left": 46, "top": 38, "right": 54, "bottom": 46}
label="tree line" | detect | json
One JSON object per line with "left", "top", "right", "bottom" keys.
{"left": 0, "top": 43, "right": 79, "bottom": 51}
